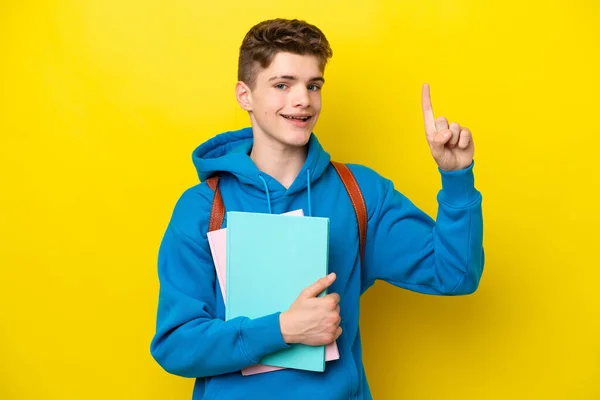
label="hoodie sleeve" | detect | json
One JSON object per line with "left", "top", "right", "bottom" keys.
{"left": 150, "top": 186, "right": 290, "bottom": 378}
{"left": 359, "top": 161, "right": 484, "bottom": 295}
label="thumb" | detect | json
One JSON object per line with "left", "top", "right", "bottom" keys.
{"left": 429, "top": 129, "right": 451, "bottom": 157}
{"left": 300, "top": 272, "right": 336, "bottom": 298}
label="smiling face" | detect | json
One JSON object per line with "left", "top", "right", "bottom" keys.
{"left": 236, "top": 52, "right": 324, "bottom": 150}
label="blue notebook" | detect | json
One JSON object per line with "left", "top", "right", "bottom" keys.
{"left": 225, "top": 211, "right": 330, "bottom": 372}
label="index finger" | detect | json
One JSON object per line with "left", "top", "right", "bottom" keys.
{"left": 421, "top": 83, "right": 436, "bottom": 136}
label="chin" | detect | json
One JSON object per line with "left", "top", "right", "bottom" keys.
{"left": 255, "top": 118, "right": 317, "bottom": 149}
{"left": 281, "top": 129, "right": 312, "bottom": 147}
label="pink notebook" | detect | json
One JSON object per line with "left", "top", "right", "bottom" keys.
{"left": 207, "top": 209, "right": 340, "bottom": 376}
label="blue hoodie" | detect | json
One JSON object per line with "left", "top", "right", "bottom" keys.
{"left": 150, "top": 127, "right": 484, "bottom": 400}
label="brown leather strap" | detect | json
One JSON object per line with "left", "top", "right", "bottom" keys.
{"left": 206, "top": 163, "right": 368, "bottom": 265}
{"left": 206, "top": 176, "right": 225, "bottom": 232}
{"left": 330, "top": 161, "right": 367, "bottom": 265}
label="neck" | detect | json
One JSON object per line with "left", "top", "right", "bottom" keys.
{"left": 250, "top": 135, "right": 308, "bottom": 189}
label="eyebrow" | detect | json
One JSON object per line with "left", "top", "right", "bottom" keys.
{"left": 268, "top": 75, "right": 325, "bottom": 84}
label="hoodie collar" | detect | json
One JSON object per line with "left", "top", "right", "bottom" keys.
{"left": 192, "top": 127, "right": 331, "bottom": 208}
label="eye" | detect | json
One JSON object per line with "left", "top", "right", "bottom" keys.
{"left": 274, "top": 83, "right": 288, "bottom": 90}
{"left": 307, "top": 84, "right": 321, "bottom": 91}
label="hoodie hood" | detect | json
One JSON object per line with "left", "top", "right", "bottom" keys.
{"left": 191, "top": 126, "right": 331, "bottom": 215}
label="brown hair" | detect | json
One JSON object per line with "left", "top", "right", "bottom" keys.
{"left": 238, "top": 19, "right": 333, "bottom": 88}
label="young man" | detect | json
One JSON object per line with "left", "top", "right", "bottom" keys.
{"left": 150, "top": 18, "right": 484, "bottom": 400}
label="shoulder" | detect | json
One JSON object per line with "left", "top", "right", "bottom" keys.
{"left": 167, "top": 180, "right": 218, "bottom": 241}
{"left": 335, "top": 162, "right": 395, "bottom": 197}
{"left": 330, "top": 162, "right": 400, "bottom": 218}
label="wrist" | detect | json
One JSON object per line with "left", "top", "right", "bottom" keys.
{"left": 438, "top": 160, "right": 479, "bottom": 206}
{"left": 279, "top": 311, "right": 299, "bottom": 344}
{"left": 239, "top": 312, "right": 291, "bottom": 362}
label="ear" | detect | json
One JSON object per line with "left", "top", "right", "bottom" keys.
{"left": 235, "top": 81, "right": 252, "bottom": 111}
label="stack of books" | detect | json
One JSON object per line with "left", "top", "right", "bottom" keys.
{"left": 207, "top": 209, "right": 339, "bottom": 376}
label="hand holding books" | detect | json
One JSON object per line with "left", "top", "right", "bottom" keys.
{"left": 279, "top": 272, "right": 342, "bottom": 346}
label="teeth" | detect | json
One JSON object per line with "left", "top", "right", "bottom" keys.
{"left": 283, "top": 115, "right": 310, "bottom": 121}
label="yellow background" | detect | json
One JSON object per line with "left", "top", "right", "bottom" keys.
{"left": 1, "top": 1, "right": 598, "bottom": 399}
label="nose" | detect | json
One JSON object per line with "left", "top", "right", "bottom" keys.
{"left": 292, "top": 86, "right": 310, "bottom": 108}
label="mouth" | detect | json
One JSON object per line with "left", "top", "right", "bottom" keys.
{"left": 281, "top": 114, "right": 312, "bottom": 122}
